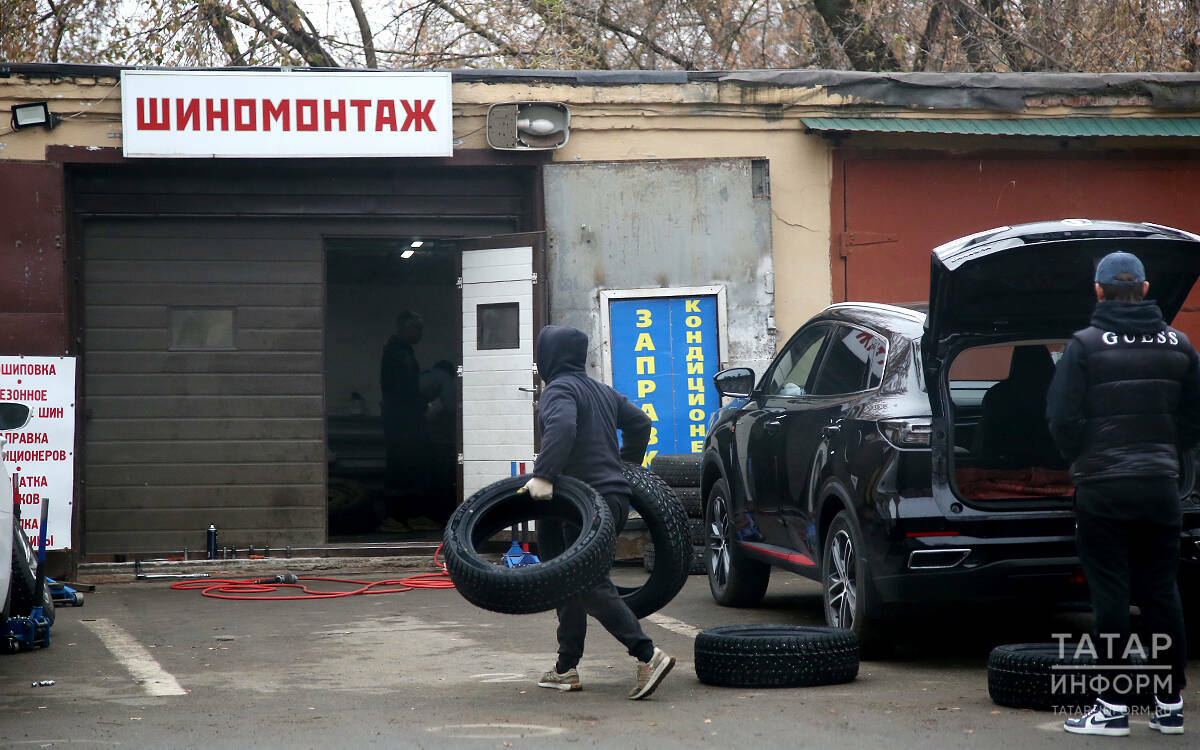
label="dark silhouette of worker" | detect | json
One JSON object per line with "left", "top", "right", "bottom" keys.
{"left": 419, "top": 360, "right": 457, "bottom": 523}
{"left": 380, "top": 310, "right": 427, "bottom": 523}
{"left": 975, "top": 344, "right": 1059, "bottom": 465}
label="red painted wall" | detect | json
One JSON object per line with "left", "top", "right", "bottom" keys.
{"left": 833, "top": 152, "right": 1200, "bottom": 340}
{"left": 0, "top": 162, "right": 68, "bottom": 355}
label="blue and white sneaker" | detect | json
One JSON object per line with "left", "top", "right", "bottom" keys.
{"left": 1148, "top": 697, "right": 1184, "bottom": 735}
{"left": 1064, "top": 698, "right": 1130, "bottom": 736}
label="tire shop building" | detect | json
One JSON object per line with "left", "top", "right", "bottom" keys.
{"left": 3, "top": 64, "right": 1200, "bottom": 565}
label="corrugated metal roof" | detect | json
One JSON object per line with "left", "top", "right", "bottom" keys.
{"left": 801, "top": 117, "right": 1200, "bottom": 137}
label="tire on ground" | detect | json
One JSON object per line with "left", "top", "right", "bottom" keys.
{"left": 674, "top": 487, "right": 703, "bottom": 518}
{"left": 616, "top": 464, "right": 692, "bottom": 618}
{"left": 443, "top": 475, "right": 615, "bottom": 615}
{"left": 649, "top": 454, "right": 702, "bottom": 488}
{"left": 695, "top": 625, "right": 859, "bottom": 688}
{"left": 987, "top": 643, "right": 1100, "bottom": 711}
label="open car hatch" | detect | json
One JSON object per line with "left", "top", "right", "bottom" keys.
{"left": 922, "top": 220, "right": 1200, "bottom": 372}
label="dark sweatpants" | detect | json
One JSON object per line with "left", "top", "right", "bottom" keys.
{"left": 541, "top": 492, "right": 654, "bottom": 672}
{"left": 1075, "top": 479, "right": 1188, "bottom": 703}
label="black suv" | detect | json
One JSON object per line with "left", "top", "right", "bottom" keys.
{"left": 701, "top": 219, "right": 1200, "bottom": 651}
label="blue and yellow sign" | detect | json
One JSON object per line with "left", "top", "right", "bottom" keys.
{"left": 610, "top": 295, "right": 720, "bottom": 465}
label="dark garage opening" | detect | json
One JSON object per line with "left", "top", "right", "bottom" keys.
{"left": 325, "top": 238, "right": 459, "bottom": 540}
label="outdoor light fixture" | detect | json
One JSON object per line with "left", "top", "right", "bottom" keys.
{"left": 11, "top": 102, "right": 60, "bottom": 131}
{"left": 486, "top": 102, "right": 570, "bottom": 150}
{"left": 400, "top": 249, "right": 415, "bottom": 259}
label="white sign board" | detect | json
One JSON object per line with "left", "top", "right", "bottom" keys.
{"left": 121, "top": 70, "right": 453, "bottom": 158}
{"left": 0, "top": 357, "right": 76, "bottom": 550}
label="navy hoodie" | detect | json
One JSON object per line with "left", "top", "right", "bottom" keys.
{"left": 531, "top": 326, "right": 652, "bottom": 496}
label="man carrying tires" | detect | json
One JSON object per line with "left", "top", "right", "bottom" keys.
{"left": 523, "top": 325, "right": 676, "bottom": 699}
{"left": 1047, "top": 252, "right": 1200, "bottom": 736}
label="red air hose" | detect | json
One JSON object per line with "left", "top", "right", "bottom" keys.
{"left": 170, "top": 544, "right": 455, "bottom": 600}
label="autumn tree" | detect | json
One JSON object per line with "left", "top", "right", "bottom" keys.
{"left": 4, "top": 1, "right": 1200, "bottom": 73}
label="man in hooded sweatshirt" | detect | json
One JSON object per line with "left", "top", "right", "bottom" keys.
{"left": 1047, "top": 251, "right": 1200, "bottom": 737}
{"left": 522, "top": 325, "right": 676, "bottom": 700}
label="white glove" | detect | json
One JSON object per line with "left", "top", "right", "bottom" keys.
{"left": 522, "top": 476, "right": 554, "bottom": 501}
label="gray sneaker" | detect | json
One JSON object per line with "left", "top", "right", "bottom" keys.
{"left": 538, "top": 667, "right": 581, "bottom": 692}
{"left": 629, "top": 647, "right": 675, "bottom": 700}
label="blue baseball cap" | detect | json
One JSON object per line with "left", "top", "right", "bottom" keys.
{"left": 1095, "top": 251, "right": 1146, "bottom": 286}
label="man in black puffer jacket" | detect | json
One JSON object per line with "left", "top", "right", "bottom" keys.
{"left": 1048, "top": 251, "right": 1200, "bottom": 737}
{"left": 523, "top": 325, "right": 675, "bottom": 700}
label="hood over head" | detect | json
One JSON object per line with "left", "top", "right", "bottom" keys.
{"left": 535, "top": 325, "right": 588, "bottom": 383}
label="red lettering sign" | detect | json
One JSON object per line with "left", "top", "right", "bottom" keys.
{"left": 177, "top": 99, "right": 201, "bottom": 131}
{"left": 401, "top": 99, "right": 436, "bottom": 132}
{"left": 233, "top": 98, "right": 257, "bottom": 131}
{"left": 324, "top": 99, "right": 346, "bottom": 131}
{"left": 349, "top": 99, "right": 370, "bottom": 131}
{"left": 206, "top": 98, "right": 229, "bottom": 131}
{"left": 375, "top": 100, "right": 397, "bottom": 131}
{"left": 296, "top": 99, "right": 318, "bottom": 131}
{"left": 137, "top": 98, "right": 170, "bottom": 130}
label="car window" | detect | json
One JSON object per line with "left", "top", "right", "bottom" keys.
{"left": 763, "top": 325, "right": 830, "bottom": 396}
{"left": 809, "top": 326, "right": 887, "bottom": 396}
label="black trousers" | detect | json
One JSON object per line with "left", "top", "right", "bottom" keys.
{"left": 542, "top": 492, "right": 654, "bottom": 671}
{"left": 1075, "top": 488, "right": 1188, "bottom": 702}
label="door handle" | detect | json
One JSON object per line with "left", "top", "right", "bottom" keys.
{"left": 518, "top": 386, "right": 538, "bottom": 393}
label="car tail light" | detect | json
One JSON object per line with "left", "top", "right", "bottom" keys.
{"left": 878, "top": 418, "right": 932, "bottom": 449}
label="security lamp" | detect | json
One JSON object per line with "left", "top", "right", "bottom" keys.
{"left": 487, "top": 102, "right": 570, "bottom": 150}
{"left": 11, "top": 102, "right": 59, "bottom": 131}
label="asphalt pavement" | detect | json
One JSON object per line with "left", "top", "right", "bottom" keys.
{"left": 1, "top": 564, "right": 1195, "bottom": 749}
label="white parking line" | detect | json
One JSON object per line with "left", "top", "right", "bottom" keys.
{"left": 83, "top": 618, "right": 187, "bottom": 697}
{"left": 645, "top": 613, "right": 702, "bottom": 639}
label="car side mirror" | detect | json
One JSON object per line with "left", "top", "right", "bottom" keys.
{"left": 713, "top": 368, "right": 755, "bottom": 398}
{"left": 0, "top": 402, "right": 31, "bottom": 431}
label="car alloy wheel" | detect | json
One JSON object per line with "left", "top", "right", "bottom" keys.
{"left": 704, "top": 478, "right": 769, "bottom": 607}
{"left": 708, "top": 490, "right": 733, "bottom": 590}
{"left": 825, "top": 527, "right": 857, "bottom": 630}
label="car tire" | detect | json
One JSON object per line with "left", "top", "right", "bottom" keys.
{"left": 649, "top": 453, "right": 702, "bottom": 488}
{"left": 615, "top": 464, "right": 692, "bottom": 618}
{"left": 674, "top": 487, "right": 703, "bottom": 518}
{"left": 821, "top": 510, "right": 891, "bottom": 658}
{"left": 705, "top": 478, "right": 770, "bottom": 607}
{"left": 442, "top": 475, "right": 615, "bottom": 615}
{"left": 987, "top": 643, "right": 1103, "bottom": 711}
{"left": 694, "top": 625, "right": 859, "bottom": 688}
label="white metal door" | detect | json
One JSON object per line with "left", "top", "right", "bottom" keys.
{"left": 460, "top": 244, "right": 536, "bottom": 499}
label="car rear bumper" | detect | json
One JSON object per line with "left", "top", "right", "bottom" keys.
{"left": 873, "top": 555, "right": 1084, "bottom": 604}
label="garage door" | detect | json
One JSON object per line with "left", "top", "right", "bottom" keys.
{"left": 82, "top": 218, "right": 327, "bottom": 554}
{"left": 834, "top": 154, "right": 1200, "bottom": 338}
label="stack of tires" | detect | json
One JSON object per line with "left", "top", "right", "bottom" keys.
{"left": 647, "top": 454, "right": 706, "bottom": 575}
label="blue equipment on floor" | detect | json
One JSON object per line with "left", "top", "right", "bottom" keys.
{"left": 48, "top": 578, "right": 84, "bottom": 607}
{"left": 502, "top": 521, "right": 540, "bottom": 568}
{"left": 4, "top": 492, "right": 52, "bottom": 652}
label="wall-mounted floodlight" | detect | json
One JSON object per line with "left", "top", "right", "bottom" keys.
{"left": 11, "top": 102, "right": 60, "bottom": 131}
{"left": 486, "top": 102, "right": 570, "bottom": 150}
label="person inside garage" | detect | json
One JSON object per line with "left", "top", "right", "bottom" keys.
{"left": 379, "top": 309, "right": 431, "bottom": 529}
{"left": 1047, "top": 251, "right": 1200, "bottom": 736}
{"left": 523, "top": 324, "right": 676, "bottom": 700}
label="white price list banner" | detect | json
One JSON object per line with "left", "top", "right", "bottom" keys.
{"left": 1, "top": 356, "right": 76, "bottom": 550}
